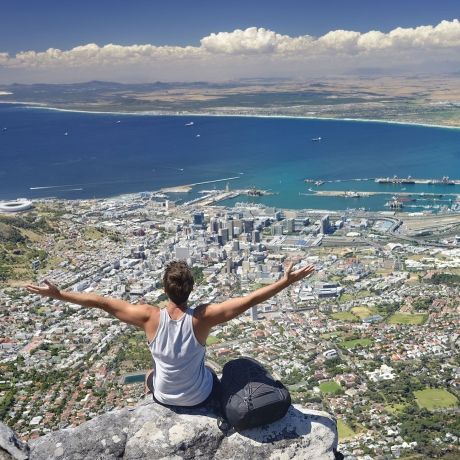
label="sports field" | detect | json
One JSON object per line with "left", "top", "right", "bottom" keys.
{"left": 340, "top": 338, "right": 373, "bottom": 349}
{"left": 350, "top": 306, "right": 376, "bottom": 319}
{"left": 331, "top": 311, "right": 358, "bottom": 322}
{"left": 388, "top": 313, "right": 427, "bottom": 325}
{"left": 206, "top": 335, "right": 219, "bottom": 345}
{"left": 414, "top": 388, "right": 458, "bottom": 410}
{"left": 319, "top": 381, "right": 342, "bottom": 394}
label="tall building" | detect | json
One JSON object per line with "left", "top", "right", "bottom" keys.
{"left": 226, "top": 258, "right": 233, "bottom": 274}
{"left": 218, "top": 227, "right": 229, "bottom": 245}
{"left": 193, "top": 212, "right": 204, "bottom": 226}
{"left": 285, "top": 218, "right": 295, "bottom": 233}
{"left": 242, "top": 219, "right": 254, "bottom": 233}
{"left": 225, "top": 221, "right": 234, "bottom": 239}
{"left": 209, "top": 217, "right": 218, "bottom": 233}
{"left": 271, "top": 223, "right": 283, "bottom": 236}
{"left": 320, "top": 215, "right": 330, "bottom": 234}
{"left": 250, "top": 305, "right": 258, "bottom": 321}
{"left": 252, "top": 230, "right": 261, "bottom": 243}
{"left": 233, "top": 219, "right": 242, "bottom": 236}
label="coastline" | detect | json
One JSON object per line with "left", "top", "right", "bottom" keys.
{"left": 2, "top": 100, "right": 460, "bottom": 131}
{"left": 2, "top": 101, "right": 460, "bottom": 212}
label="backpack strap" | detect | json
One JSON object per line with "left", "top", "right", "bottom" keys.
{"left": 217, "top": 416, "right": 234, "bottom": 435}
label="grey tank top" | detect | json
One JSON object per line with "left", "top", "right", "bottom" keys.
{"left": 148, "top": 307, "right": 212, "bottom": 406}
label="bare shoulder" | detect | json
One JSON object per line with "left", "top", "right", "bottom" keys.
{"left": 192, "top": 303, "right": 211, "bottom": 319}
{"left": 141, "top": 303, "right": 160, "bottom": 316}
{"left": 143, "top": 304, "right": 161, "bottom": 343}
{"left": 192, "top": 303, "right": 212, "bottom": 346}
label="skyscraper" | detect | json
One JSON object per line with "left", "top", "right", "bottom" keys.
{"left": 320, "top": 215, "right": 330, "bottom": 234}
{"left": 193, "top": 212, "right": 204, "bottom": 226}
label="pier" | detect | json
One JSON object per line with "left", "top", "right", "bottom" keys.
{"left": 304, "top": 176, "right": 460, "bottom": 186}
{"left": 181, "top": 188, "right": 273, "bottom": 207}
{"left": 310, "top": 190, "right": 459, "bottom": 198}
{"left": 375, "top": 176, "right": 459, "bottom": 185}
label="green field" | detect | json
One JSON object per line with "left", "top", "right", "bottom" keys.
{"left": 414, "top": 388, "right": 458, "bottom": 410}
{"left": 340, "top": 338, "right": 373, "bottom": 349}
{"left": 337, "top": 419, "right": 356, "bottom": 440}
{"left": 321, "top": 332, "right": 344, "bottom": 339}
{"left": 338, "top": 293, "right": 354, "bottom": 302}
{"left": 339, "top": 290, "right": 372, "bottom": 303}
{"left": 319, "top": 381, "right": 342, "bottom": 394}
{"left": 331, "top": 311, "right": 358, "bottom": 322}
{"left": 351, "top": 306, "right": 376, "bottom": 319}
{"left": 388, "top": 313, "right": 427, "bottom": 325}
{"left": 206, "top": 335, "right": 219, "bottom": 346}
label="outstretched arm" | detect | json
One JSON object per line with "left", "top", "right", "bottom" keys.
{"left": 198, "top": 262, "right": 315, "bottom": 327}
{"left": 25, "top": 280, "right": 152, "bottom": 328}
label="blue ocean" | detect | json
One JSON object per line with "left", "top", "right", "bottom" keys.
{"left": 1, "top": 104, "right": 460, "bottom": 212}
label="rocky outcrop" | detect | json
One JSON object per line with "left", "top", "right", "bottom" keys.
{"left": 0, "top": 421, "right": 29, "bottom": 460}
{"left": 2, "top": 397, "right": 339, "bottom": 459}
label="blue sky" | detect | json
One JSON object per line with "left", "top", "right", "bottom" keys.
{"left": 0, "top": 1, "right": 459, "bottom": 83}
{"left": 2, "top": 0, "right": 459, "bottom": 53}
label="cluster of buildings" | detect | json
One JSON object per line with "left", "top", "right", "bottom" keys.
{"left": 0, "top": 193, "right": 459, "bottom": 458}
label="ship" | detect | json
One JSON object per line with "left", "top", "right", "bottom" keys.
{"left": 343, "top": 191, "right": 361, "bottom": 198}
{"left": 375, "top": 175, "right": 415, "bottom": 184}
{"left": 427, "top": 176, "right": 455, "bottom": 185}
{"left": 311, "top": 137, "right": 322, "bottom": 142}
{"left": 385, "top": 199, "right": 403, "bottom": 209}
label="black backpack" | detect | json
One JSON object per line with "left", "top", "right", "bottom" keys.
{"left": 219, "top": 357, "right": 291, "bottom": 432}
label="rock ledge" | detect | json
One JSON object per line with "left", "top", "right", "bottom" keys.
{"left": 2, "top": 397, "right": 339, "bottom": 459}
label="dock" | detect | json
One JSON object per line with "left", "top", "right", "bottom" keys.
{"left": 310, "top": 190, "right": 459, "bottom": 198}
{"left": 304, "top": 176, "right": 460, "bottom": 186}
{"left": 375, "top": 176, "right": 459, "bottom": 185}
{"left": 182, "top": 188, "right": 273, "bottom": 207}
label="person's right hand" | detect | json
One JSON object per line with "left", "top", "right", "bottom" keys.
{"left": 283, "top": 261, "right": 315, "bottom": 285}
{"left": 25, "top": 280, "right": 62, "bottom": 299}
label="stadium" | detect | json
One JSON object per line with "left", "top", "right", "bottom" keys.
{"left": 0, "top": 199, "right": 33, "bottom": 213}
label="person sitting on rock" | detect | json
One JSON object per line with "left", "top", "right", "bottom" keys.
{"left": 25, "top": 260, "right": 314, "bottom": 408}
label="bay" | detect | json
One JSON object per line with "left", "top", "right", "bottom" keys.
{"left": 1, "top": 104, "right": 460, "bottom": 212}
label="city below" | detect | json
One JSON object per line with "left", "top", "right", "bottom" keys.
{"left": 0, "top": 192, "right": 459, "bottom": 459}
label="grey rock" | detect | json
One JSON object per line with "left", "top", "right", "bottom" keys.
{"left": 0, "top": 421, "right": 29, "bottom": 460}
{"left": 29, "top": 408, "right": 130, "bottom": 460}
{"left": 215, "top": 405, "right": 338, "bottom": 460}
{"left": 123, "top": 400, "right": 224, "bottom": 460}
{"left": 123, "top": 400, "right": 338, "bottom": 459}
{"left": 13, "top": 397, "right": 338, "bottom": 460}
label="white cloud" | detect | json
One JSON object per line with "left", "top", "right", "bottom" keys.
{"left": 1, "top": 20, "right": 460, "bottom": 82}
{"left": 201, "top": 27, "right": 288, "bottom": 54}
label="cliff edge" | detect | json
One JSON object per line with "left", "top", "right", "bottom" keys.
{"left": 1, "top": 397, "right": 340, "bottom": 460}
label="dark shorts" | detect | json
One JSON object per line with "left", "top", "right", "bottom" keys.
{"left": 146, "top": 366, "right": 221, "bottom": 408}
